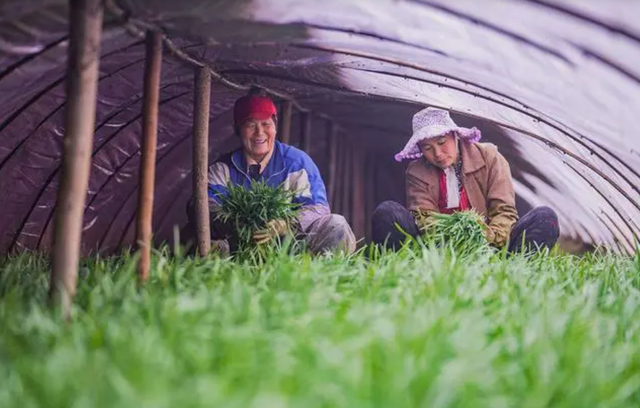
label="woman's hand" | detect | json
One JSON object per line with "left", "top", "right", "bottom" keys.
{"left": 414, "top": 210, "right": 436, "bottom": 233}
{"left": 253, "top": 219, "right": 289, "bottom": 245}
{"left": 475, "top": 217, "right": 501, "bottom": 246}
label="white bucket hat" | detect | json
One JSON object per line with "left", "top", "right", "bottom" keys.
{"left": 394, "top": 107, "right": 481, "bottom": 162}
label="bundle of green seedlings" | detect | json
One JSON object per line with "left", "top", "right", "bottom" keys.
{"left": 419, "top": 210, "right": 490, "bottom": 254}
{"left": 214, "top": 180, "right": 301, "bottom": 253}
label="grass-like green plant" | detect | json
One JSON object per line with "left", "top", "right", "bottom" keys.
{"left": 214, "top": 180, "right": 301, "bottom": 251}
{"left": 2, "top": 244, "right": 640, "bottom": 407}
{"left": 420, "top": 210, "right": 490, "bottom": 254}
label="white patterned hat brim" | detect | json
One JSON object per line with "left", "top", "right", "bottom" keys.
{"left": 394, "top": 125, "right": 481, "bottom": 162}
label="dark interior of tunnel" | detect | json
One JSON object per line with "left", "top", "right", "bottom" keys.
{"left": 1, "top": 0, "right": 638, "bottom": 256}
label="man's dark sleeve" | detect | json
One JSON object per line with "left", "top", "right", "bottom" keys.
{"left": 186, "top": 198, "right": 234, "bottom": 240}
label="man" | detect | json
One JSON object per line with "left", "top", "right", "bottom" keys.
{"left": 188, "top": 89, "right": 355, "bottom": 255}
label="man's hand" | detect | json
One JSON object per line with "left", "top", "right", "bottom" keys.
{"left": 253, "top": 219, "right": 289, "bottom": 245}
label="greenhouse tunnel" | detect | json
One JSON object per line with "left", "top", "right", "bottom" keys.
{"left": 0, "top": 0, "right": 639, "bottom": 256}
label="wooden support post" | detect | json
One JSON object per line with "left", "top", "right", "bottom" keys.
{"left": 135, "top": 30, "right": 162, "bottom": 282}
{"left": 350, "top": 143, "right": 359, "bottom": 235}
{"left": 192, "top": 67, "right": 211, "bottom": 257}
{"left": 300, "top": 112, "right": 312, "bottom": 153}
{"left": 279, "top": 100, "right": 293, "bottom": 144}
{"left": 363, "top": 153, "right": 369, "bottom": 240}
{"left": 365, "top": 154, "right": 377, "bottom": 241}
{"left": 327, "top": 122, "right": 338, "bottom": 208}
{"left": 352, "top": 149, "right": 366, "bottom": 239}
{"left": 334, "top": 134, "right": 345, "bottom": 213}
{"left": 341, "top": 140, "right": 352, "bottom": 223}
{"left": 49, "top": 0, "right": 103, "bottom": 318}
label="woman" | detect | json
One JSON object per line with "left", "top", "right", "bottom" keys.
{"left": 371, "top": 107, "right": 559, "bottom": 252}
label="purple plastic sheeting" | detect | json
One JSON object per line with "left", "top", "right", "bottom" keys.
{"left": 0, "top": 0, "right": 638, "bottom": 255}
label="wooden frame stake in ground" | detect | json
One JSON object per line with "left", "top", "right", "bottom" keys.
{"left": 326, "top": 121, "right": 338, "bottom": 207}
{"left": 341, "top": 140, "right": 352, "bottom": 223}
{"left": 352, "top": 149, "right": 365, "bottom": 238}
{"left": 192, "top": 67, "right": 211, "bottom": 257}
{"left": 279, "top": 101, "right": 293, "bottom": 144}
{"left": 300, "top": 112, "right": 312, "bottom": 153}
{"left": 49, "top": 0, "right": 104, "bottom": 318}
{"left": 135, "top": 30, "right": 163, "bottom": 282}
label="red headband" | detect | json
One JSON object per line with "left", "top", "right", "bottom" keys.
{"left": 233, "top": 94, "right": 277, "bottom": 126}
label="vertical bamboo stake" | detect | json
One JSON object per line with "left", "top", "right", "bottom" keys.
{"left": 363, "top": 154, "right": 370, "bottom": 240}
{"left": 135, "top": 30, "right": 162, "bottom": 282}
{"left": 300, "top": 112, "right": 312, "bottom": 152}
{"left": 348, "top": 142, "right": 357, "bottom": 232}
{"left": 333, "top": 134, "right": 344, "bottom": 212}
{"left": 49, "top": 0, "right": 103, "bottom": 318}
{"left": 341, "top": 140, "right": 352, "bottom": 223}
{"left": 326, "top": 122, "right": 338, "bottom": 208}
{"left": 364, "top": 153, "right": 377, "bottom": 241}
{"left": 279, "top": 100, "right": 292, "bottom": 144}
{"left": 352, "top": 149, "right": 365, "bottom": 239}
{"left": 192, "top": 67, "right": 211, "bottom": 257}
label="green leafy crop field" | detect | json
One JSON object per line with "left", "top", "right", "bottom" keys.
{"left": 2, "top": 243, "right": 640, "bottom": 407}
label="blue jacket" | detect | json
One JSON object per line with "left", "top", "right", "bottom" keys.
{"left": 207, "top": 141, "right": 330, "bottom": 231}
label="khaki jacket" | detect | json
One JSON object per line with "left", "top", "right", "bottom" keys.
{"left": 406, "top": 142, "right": 519, "bottom": 247}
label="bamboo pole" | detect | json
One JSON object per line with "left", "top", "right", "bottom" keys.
{"left": 49, "top": 0, "right": 104, "bottom": 318}
{"left": 327, "top": 122, "right": 338, "bottom": 207}
{"left": 279, "top": 100, "right": 293, "bottom": 144}
{"left": 192, "top": 67, "right": 211, "bottom": 257}
{"left": 352, "top": 149, "right": 365, "bottom": 239}
{"left": 300, "top": 112, "right": 312, "bottom": 152}
{"left": 349, "top": 143, "right": 358, "bottom": 235}
{"left": 365, "top": 154, "right": 377, "bottom": 241}
{"left": 341, "top": 140, "right": 352, "bottom": 223}
{"left": 333, "top": 134, "right": 344, "bottom": 213}
{"left": 363, "top": 154, "right": 370, "bottom": 240}
{"left": 135, "top": 30, "right": 162, "bottom": 282}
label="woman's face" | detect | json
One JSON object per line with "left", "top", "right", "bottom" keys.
{"left": 418, "top": 133, "right": 458, "bottom": 168}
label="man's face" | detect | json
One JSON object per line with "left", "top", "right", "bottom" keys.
{"left": 418, "top": 133, "right": 458, "bottom": 168}
{"left": 238, "top": 117, "right": 277, "bottom": 161}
